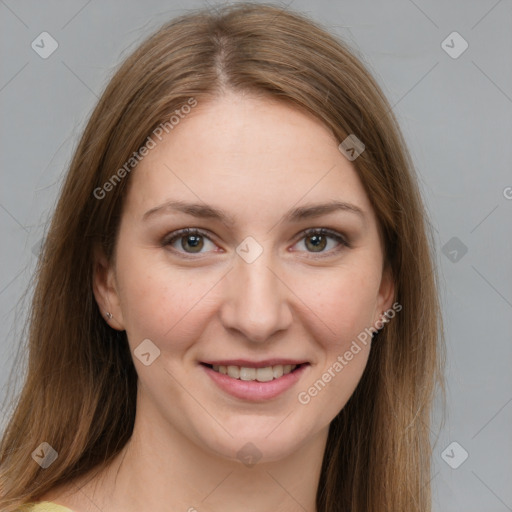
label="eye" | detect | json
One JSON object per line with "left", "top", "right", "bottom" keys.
{"left": 162, "top": 228, "right": 218, "bottom": 255}
{"left": 292, "top": 228, "right": 349, "bottom": 256}
{"left": 162, "top": 227, "right": 350, "bottom": 258}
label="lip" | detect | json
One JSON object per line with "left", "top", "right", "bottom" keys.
{"left": 201, "top": 362, "right": 310, "bottom": 401}
{"left": 202, "top": 358, "right": 307, "bottom": 368}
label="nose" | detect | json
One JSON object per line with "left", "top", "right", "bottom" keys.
{"left": 219, "top": 246, "right": 293, "bottom": 343}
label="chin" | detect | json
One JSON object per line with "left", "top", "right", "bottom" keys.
{"left": 195, "top": 416, "right": 321, "bottom": 466}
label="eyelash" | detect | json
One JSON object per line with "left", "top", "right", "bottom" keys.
{"left": 161, "top": 227, "right": 350, "bottom": 259}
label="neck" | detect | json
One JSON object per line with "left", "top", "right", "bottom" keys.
{"left": 89, "top": 402, "right": 328, "bottom": 512}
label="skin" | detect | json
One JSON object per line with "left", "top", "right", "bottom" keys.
{"left": 42, "top": 91, "right": 394, "bottom": 512}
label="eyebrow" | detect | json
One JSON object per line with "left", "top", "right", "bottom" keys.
{"left": 142, "top": 199, "right": 366, "bottom": 225}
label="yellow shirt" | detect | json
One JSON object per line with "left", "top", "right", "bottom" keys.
{"left": 20, "top": 502, "right": 74, "bottom": 512}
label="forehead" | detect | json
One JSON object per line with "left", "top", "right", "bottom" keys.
{"left": 123, "top": 93, "right": 374, "bottom": 224}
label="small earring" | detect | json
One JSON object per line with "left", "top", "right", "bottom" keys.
{"left": 105, "top": 312, "right": 113, "bottom": 320}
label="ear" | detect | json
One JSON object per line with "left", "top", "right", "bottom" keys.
{"left": 373, "top": 264, "right": 395, "bottom": 326}
{"left": 92, "top": 245, "right": 125, "bottom": 330}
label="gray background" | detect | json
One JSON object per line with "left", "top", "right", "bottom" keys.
{"left": 1, "top": 1, "right": 511, "bottom": 510}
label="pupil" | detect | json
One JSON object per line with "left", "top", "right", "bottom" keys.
{"left": 307, "top": 234, "right": 326, "bottom": 252}
{"left": 183, "top": 235, "right": 203, "bottom": 252}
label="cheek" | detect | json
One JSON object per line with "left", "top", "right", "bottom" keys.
{"left": 293, "top": 267, "right": 377, "bottom": 417}
{"left": 297, "top": 265, "right": 381, "bottom": 414}
{"left": 116, "top": 254, "right": 218, "bottom": 353}
{"left": 291, "top": 262, "right": 381, "bottom": 349}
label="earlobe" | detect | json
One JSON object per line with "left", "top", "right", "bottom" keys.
{"left": 92, "top": 246, "right": 125, "bottom": 330}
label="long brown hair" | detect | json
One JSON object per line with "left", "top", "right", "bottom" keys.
{"left": 0, "top": 3, "right": 444, "bottom": 511}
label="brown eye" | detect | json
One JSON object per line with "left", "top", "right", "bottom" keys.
{"left": 180, "top": 233, "right": 204, "bottom": 253}
{"left": 163, "top": 228, "right": 216, "bottom": 255}
{"left": 304, "top": 233, "right": 327, "bottom": 252}
{"left": 294, "top": 228, "right": 349, "bottom": 256}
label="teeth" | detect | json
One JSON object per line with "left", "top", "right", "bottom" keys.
{"left": 273, "top": 365, "right": 283, "bottom": 378}
{"left": 227, "top": 365, "right": 240, "bottom": 378}
{"left": 240, "top": 367, "right": 256, "bottom": 381}
{"left": 210, "top": 363, "right": 298, "bottom": 381}
{"left": 255, "top": 367, "right": 274, "bottom": 382}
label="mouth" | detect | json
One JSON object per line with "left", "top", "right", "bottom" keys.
{"left": 200, "top": 360, "right": 310, "bottom": 401}
{"left": 200, "top": 362, "right": 306, "bottom": 382}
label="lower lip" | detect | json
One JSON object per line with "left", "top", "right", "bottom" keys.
{"left": 201, "top": 364, "right": 309, "bottom": 401}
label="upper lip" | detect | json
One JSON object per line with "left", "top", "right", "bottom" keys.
{"left": 201, "top": 359, "right": 309, "bottom": 368}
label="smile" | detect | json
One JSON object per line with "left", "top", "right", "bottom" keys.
{"left": 200, "top": 361, "right": 310, "bottom": 401}
{"left": 207, "top": 363, "right": 299, "bottom": 382}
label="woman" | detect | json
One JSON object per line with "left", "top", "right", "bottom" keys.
{"left": 0, "top": 3, "right": 444, "bottom": 511}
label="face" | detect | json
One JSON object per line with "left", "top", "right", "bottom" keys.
{"left": 94, "top": 91, "right": 394, "bottom": 463}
